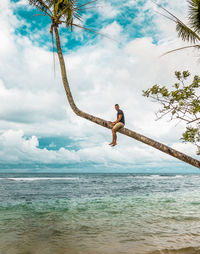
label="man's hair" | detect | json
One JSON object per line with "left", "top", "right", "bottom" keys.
{"left": 115, "top": 104, "right": 119, "bottom": 107}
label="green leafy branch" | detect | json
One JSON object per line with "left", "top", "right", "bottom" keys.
{"left": 143, "top": 71, "right": 200, "bottom": 154}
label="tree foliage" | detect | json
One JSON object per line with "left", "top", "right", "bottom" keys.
{"left": 143, "top": 71, "right": 200, "bottom": 154}
{"left": 28, "top": 0, "right": 99, "bottom": 33}
{"left": 155, "top": 0, "right": 200, "bottom": 55}
{"left": 26, "top": 0, "right": 200, "bottom": 168}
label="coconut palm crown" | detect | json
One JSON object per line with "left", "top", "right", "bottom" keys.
{"left": 28, "top": 0, "right": 98, "bottom": 33}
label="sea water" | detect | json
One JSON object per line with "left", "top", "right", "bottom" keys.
{"left": 0, "top": 172, "right": 200, "bottom": 254}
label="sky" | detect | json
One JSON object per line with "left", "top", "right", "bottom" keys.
{"left": 0, "top": 0, "right": 200, "bottom": 173}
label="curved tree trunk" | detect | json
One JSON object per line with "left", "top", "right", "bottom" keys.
{"left": 54, "top": 26, "right": 200, "bottom": 169}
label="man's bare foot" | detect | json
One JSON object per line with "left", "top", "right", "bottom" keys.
{"left": 111, "top": 143, "right": 117, "bottom": 147}
{"left": 109, "top": 142, "right": 113, "bottom": 145}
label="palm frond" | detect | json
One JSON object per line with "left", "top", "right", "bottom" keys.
{"left": 72, "top": 23, "right": 116, "bottom": 41}
{"left": 151, "top": 1, "right": 182, "bottom": 23}
{"left": 73, "top": 12, "right": 82, "bottom": 21}
{"left": 176, "top": 20, "right": 200, "bottom": 43}
{"left": 76, "top": 0, "right": 98, "bottom": 10}
{"left": 154, "top": 10, "right": 176, "bottom": 23}
{"left": 188, "top": 0, "right": 200, "bottom": 33}
{"left": 152, "top": 0, "right": 200, "bottom": 43}
{"left": 28, "top": 0, "right": 52, "bottom": 16}
{"left": 161, "top": 44, "right": 200, "bottom": 56}
{"left": 54, "top": 0, "right": 64, "bottom": 16}
{"left": 46, "top": 0, "right": 54, "bottom": 9}
{"left": 77, "top": 5, "right": 103, "bottom": 11}
{"left": 54, "top": 0, "right": 80, "bottom": 28}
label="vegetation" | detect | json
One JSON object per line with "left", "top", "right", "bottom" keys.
{"left": 143, "top": 71, "right": 200, "bottom": 154}
{"left": 27, "top": 0, "right": 200, "bottom": 168}
{"left": 143, "top": 0, "right": 200, "bottom": 154}
{"left": 156, "top": 0, "right": 200, "bottom": 55}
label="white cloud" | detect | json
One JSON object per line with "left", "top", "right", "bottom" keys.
{"left": 15, "top": 0, "right": 28, "bottom": 6}
{"left": 100, "top": 21, "right": 122, "bottom": 39}
{"left": 0, "top": 0, "right": 200, "bottom": 169}
{"left": 98, "top": 1, "right": 119, "bottom": 19}
{"left": 0, "top": 129, "right": 196, "bottom": 168}
{"left": 0, "top": 130, "right": 80, "bottom": 164}
{"left": 146, "top": 0, "right": 188, "bottom": 41}
{"left": 0, "top": 80, "right": 66, "bottom": 123}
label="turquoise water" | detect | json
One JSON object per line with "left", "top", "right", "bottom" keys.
{"left": 0, "top": 173, "right": 200, "bottom": 254}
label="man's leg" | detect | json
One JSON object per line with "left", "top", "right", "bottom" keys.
{"left": 109, "top": 123, "right": 124, "bottom": 146}
{"left": 109, "top": 127, "right": 116, "bottom": 145}
{"left": 112, "top": 128, "right": 117, "bottom": 146}
{"left": 109, "top": 128, "right": 114, "bottom": 145}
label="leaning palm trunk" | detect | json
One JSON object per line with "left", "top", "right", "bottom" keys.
{"left": 54, "top": 26, "right": 200, "bottom": 169}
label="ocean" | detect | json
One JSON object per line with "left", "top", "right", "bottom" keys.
{"left": 0, "top": 173, "right": 200, "bottom": 254}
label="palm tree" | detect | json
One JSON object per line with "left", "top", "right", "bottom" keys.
{"left": 155, "top": 0, "right": 200, "bottom": 55}
{"left": 27, "top": 0, "right": 200, "bottom": 168}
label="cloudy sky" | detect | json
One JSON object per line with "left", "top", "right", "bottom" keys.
{"left": 0, "top": 0, "right": 200, "bottom": 173}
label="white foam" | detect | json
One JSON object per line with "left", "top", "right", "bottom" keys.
{"left": 0, "top": 177, "right": 79, "bottom": 181}
{"left": 133, "top": 175, "right": 163, "bottom": 179}
{"left": 174, "top": 175, "right": 185, "bottom": 178}
{"left": 133, "top": 175, "right": 186, "bottom": 179}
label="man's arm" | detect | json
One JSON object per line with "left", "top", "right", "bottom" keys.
{"left": 112, "top": 114, "right": 122, "bottom": 125}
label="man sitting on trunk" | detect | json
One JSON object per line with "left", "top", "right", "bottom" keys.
{"left": 109, "top": 104, "right": 125, "bottom": 147}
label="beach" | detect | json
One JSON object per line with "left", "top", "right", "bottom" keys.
{"left": 0, "top": 173, "right": 200, "bottom": 254}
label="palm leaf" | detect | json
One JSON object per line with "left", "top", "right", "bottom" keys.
{"left": 152, "top": 0, "right": 200, "bottom": 43}
{"left": 54, "top": 0, "right": 64, "bottom": 16}
{"left": 76, "top": 0, "right": 98, "bottom": 9}
{"left": 55, "top": 0, "right": 82, "bottom": 30}
{"left": 188, "top": 0, "right": 200, "bottom": 33}
{"left": 151, "top": 1, "right": 184, "bottom": 24}
{"left": 28, "top": 0, "right": 52, "bottom": 16}
{"left": 72, "top": 23, "right": 116, "bottom": 41}
{"left": 161, "top": 44, "right": 200, "bottom": 56}
{"left": 77, "top": 5, "right": 103, "bottom": 11}
{"left": 176, "top": 21, "right": 200, "bottom": 43}
{"left": 154, "top": 10, "right": 176, "bottom": 23}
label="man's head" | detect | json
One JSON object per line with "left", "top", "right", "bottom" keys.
{"left": 115, "top": 104, "right": 119, "bottom": 111}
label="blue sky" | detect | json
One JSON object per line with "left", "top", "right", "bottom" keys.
{"left": 11, "top": 0, "right": 159, "bottom": 50}
{"left": 0, "top": 0, "right": 200, "bottom": 173}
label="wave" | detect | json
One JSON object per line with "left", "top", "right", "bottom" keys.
{"left": 149, "top": 246, "right": 200, "bottom": 254}
{"left": 0, "top": 177, "right": 79, "bottom": 181}
{"left": 133, "top": 175, "right": 186, "bottom": 179}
